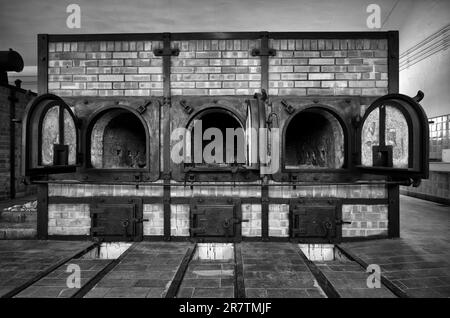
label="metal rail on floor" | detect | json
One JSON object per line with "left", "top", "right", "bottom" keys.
{"left": 1, "top": 242, "right": 98, "bottom": 298}
{"left": 295, "top": 245, "right": 341, "bottom": 298}
{"left": 165, "top": 243, "right": 197, "bottom": 298}
{"left": 71, "top": 242, "right": 139, "bottom": 298}
{"left": 335, "top": 245, "right": 409, "bottom": 298}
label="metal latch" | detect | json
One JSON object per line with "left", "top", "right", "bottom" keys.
{"left": 222, "top": 217, "right": 249, "bottom": 229}
{"left": 132, "top": 217, "right": 149, "bottom": 224}
{"left": 335, "top": 219, "right": 351, "bottom": 226}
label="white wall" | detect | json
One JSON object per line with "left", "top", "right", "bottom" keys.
{"left": 398, "top": 0, "right": 450, "bottom": 118}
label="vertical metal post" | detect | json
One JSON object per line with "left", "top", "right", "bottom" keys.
{"left": 8, "top": 87, "right": 18, "bottom": 199}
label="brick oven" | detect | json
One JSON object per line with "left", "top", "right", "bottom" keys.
{"left": 22, "top": 32, "right": 429, "bottom": 243}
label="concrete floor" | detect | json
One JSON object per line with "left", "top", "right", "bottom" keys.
{"left": 341, "top": 195, "right": 450, "bottom": 297}
{"left": 0, "top": 195, "right": 448, "bottom": 298}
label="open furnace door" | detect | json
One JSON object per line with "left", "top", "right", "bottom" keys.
{"left": 357, "top": 91, "right": 429, "bottom": 185}
{"left": 22, "top": 94, "right": 81, "bottom": 176}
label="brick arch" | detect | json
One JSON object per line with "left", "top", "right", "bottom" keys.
{"left": 86, "top": 106, "right": 150, "bottom": 169}
{"left": 283, "top": 106, "right": 346, "bottom": 169}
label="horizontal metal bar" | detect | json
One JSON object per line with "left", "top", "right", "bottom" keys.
{"left": 33, "top": 180, "right": 408, "bottom": 186}
{"left": 46, "top": 31, "right": 391, "bottom": 43}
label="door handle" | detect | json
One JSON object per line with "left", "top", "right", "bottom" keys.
{"left": 223, "top": 217, "right": 249, "bottom": 228}
{"left": 335, "top": 219, "right": 351, "bottom": 225}
{"left": 132, "top": 218, "right": 149, "bottom": 224}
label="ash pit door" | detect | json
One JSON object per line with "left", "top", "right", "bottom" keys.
{"left": 91, "top": 199, "right": 143, "bottom": 242}
{"left": 190, "top": 199, "right": 242, "bottom": 240}
{"left": 290, "top": 200, "right": 341, "bottom": 242}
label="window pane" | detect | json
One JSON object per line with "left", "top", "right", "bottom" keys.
{"left": 41, "top": 106, "right": 59, "bottom": 165}
{"left": 386, "top": 105, "right": 409, "bottom": 168}
{"left": 361, "top": 107, "right": 379, "bottom": 166}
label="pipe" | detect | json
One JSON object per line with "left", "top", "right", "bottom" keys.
{"left": 0, "top": 49, "right": 24, "bottom": 85}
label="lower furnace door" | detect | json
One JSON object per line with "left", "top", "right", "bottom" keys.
{"left": 190, "top": 199, "right": 242, "bottom": 240}
{"left": 290, "top": 200, "right": 341, "bottom": 242}
{"left": 90, "top": 199, "right": 143, "bottom": 242}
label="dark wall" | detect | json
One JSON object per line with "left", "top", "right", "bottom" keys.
{"left": 0, "top": 84, "right": 36, "bottom": 200}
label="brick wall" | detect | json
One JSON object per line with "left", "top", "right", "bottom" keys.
{"left": 170, "top": 40, "right": 261, "bottom": 95}
{"left": 143, "top": 204, "right": 164, "bottom": 235}
{"left": 170, "top": 182, "right": 261, "bottom": 197}
{"left": 48, "top": 183, "right": 163, "bottom": 197}
{"left": 268, "top": 204, "right": 289, "bottom": 237}
{"left": 0, "top": 85, "right": 36, "bottom": 200}
{"left": 342, "top": 204, "right": 388, "bottom": 237}
{"left": 268, "top": 182, "right": 387, "bottom": 199}
{"left": 48, "top": 41, "right": 164, "bottom": 97}
{"left": 241, "top": 204, "right": 262, "bottom": 237}
{"left": 269, "top": 39, "right": 388, "bottom": 96}
{"left": 170, "top": 204, "right": 189, "bottom": 236}
{"left": 402, "top": 171, "right": 450, "bottom": 204}
{"left": 48, "top": 203, "right": 90, "bottom": 235}
{"left": 47, "top": 38, "right": 388, "bottom": 97}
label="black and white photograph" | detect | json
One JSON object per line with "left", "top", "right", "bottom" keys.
{"left": 0, "top": 0, "right": 448, "bottom": 308}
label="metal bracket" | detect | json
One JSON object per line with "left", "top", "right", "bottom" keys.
{"left": 251, "top": 48, "right": 276, "bottom": 57}
{"left": 281, "top": 99, "right": 295, "bottom": 114}
{"left": 179, "top": 100, "right": 193, "bottom": 114}
{"left": 153, "top": 47, "right": 180, "bottom": 57}
{"left": 413, "top": 90, "right": 424, "bottom": 103}
{"left": 351, "top": 115, "right": 362, "bottom": 128}
{"left": 137, "top": 100, "right": 151, "bottom": 114}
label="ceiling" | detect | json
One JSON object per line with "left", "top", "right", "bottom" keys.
{"left": 0, "top": 0, "right": 418, "bottom": 66}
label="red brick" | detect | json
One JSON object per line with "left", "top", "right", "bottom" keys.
{"left": 321, "top": 81, "right": 347, "bottom": 88}
{"left": 195, "top": 67, "right": 221, "bottom": 73}
{"left": 278, "top": 88, "right": 306, "bottom": 95}
{"left": 99, "top": 74, "right": 124, "bottom": 81}
{"left": 86, "top": 67, "right": 111, "bottom": 74}
{"left": 281, "top": 73, "right": 307, "bottom": 80}
{"left": 86, "top": 52, "right": 112, "bottom": 59}
{"left": 138, "top": 67, "right": 162, "bottom": 74}
{"left": 112, "top": 67, "right": 138, "bottom": 74}
{"left": 321, "top": 65, "right": 347, "bottom": 72}
{"left": 209, "top": 89, "right": 235, "bottom": 95}
{"left": 73, "top": 75, "right": 97, "bottom": 81}
{"left": 308, "top": 73, "right": 334, "bottom": 80}
{"left": 125, "top": 74, "right": 151, "bottom": 81}
{"left": 348, "top": 81, "right": 375, "bottom": 88}
{"left": 60, "top": 67, "right": 85, "bottom": 75}
{"left": 362, "top": 88, "right": 387, "bottom": 95}
{"left": 309, "top": 58, "right": 335, "bottom": 65}
{"left": 87, "top": 82, "right": 112, "bottom": 89}
{"left": 196, "top": 82, "right": 221, "bottom": 88}
{"left": 124, "top": 89, "right": 150, "bottom": 96}
{"left": 99, "top": 60, "right": 124, "bottom": 66}
{"left": 269, "top": 66, "right": 293, "bottom": 73}
{"left": 182, "top": 89, "right": 209, "bottom": 95}
{"left": 195, "top": 51, "right": 221, "bottom": 58}
{"left": 320, "top": 51, "right": 347, "bottom": 57}
{"left": 223, "top": 81, "right": 248, "bottom": 88}
{"left": 294, "top": 81, "right": 320, "bottom": 87}
{"left": 113, "top": 82, "right": 138, "bottom": 89}
{"left": 172, "top": 82, "right": 196, "bottom": 88}
{"left": 307, "top": 88, "right": 335, "bottom": 95}
{"left": 113, "top": 52, "right": 138, "bottom": 59}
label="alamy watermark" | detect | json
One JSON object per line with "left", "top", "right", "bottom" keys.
{"left": 170, "top": 121, "right": 280, "bottom": 175}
